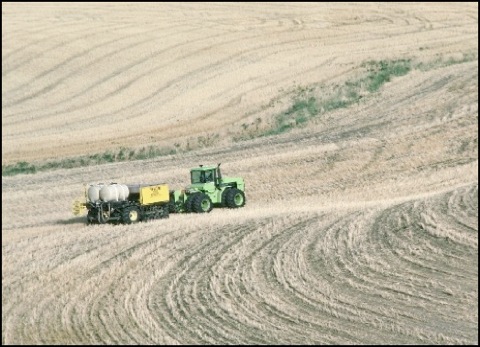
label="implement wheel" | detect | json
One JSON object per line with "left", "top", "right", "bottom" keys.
{"left": 87, "top": 209, "right": 99, "bottom": 224}
{"left": 122, "top": 206, "right": 141, "bottom": 224}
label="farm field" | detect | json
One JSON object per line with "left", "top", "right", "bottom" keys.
{"left": 2, "top": 2, "right": 478, "bottom": 344}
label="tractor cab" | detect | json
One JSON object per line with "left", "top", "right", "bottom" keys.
{"left": 190, "top": 164, "right": 221, "bottom": 185}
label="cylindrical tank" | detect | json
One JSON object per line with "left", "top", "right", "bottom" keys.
{"left": 100, "top": 184, "right": 118, "bottom": 202}
{"left": 117, "top": 184, "right": 129, "bottom": 200}
{"left": 127, "top": 184, "right": 141, "bottom": 194}
{"left": 99, "top": 183, "right": 129, "bottom": 202}
{"left": 87, "top": 183, "right": 104, "bottom": 202}
{"left": 124, "top": 184, "right": 130, "bottom": 200}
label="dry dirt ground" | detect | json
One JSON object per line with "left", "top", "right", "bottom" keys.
{"left": 2, "top": 3, "right": 478, "bottom": 345}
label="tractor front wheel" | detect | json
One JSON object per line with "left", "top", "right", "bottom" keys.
{"left": 225, "top": 188, "right": 246, "bottom": 208}
{"left": 192, "top": 193, "right": 213, "bottom": 213}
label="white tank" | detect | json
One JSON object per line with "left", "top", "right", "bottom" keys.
{"left": 117, "top": 184, "right": 129, "bottom": 200}
{"left": 100, "top": 184, "right": 118, "bottom": 202}
{"left": 87, "top": 184, "right": 104, "bottom": 202}
{"left": 123, "top": 184, "right": 130, "bottom": 200}
{"left": 99, "top": 183, "right": 129, "bottom": 202}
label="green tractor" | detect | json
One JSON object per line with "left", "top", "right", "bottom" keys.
{"left": 169, "top": 163, "right": 246, "bottom": 213}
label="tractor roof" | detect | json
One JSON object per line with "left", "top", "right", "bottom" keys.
{"left": 191, "top": 165, "right": 217, "bottom": 171}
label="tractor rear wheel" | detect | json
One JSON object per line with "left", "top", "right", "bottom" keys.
{"left": 122, "top": 206, "right": 141, "bottom": 224}
{"left": 192, "top": 193, "right": 213, "bottom": 213}
{"left": 221, "top": 189, "right": 230, "bottom": 207}
{"left": 226, "top": 188, "right": 246, "bottom": 208}
{"left": 185, "top": 193, "right": 199, "bottom": 213}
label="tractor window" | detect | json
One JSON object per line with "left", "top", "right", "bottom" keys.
{"left": 205, "top": 170, "right": 215, "bottom": 183}
{"left": 191, "top": 170, "right": 214, "bottom": 184}
{"left": 191, "top": 171, "right": 202, "bottom": 184}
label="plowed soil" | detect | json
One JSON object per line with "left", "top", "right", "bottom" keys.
{"left": 2, "top": 3, "right": 478, "bottom": 344}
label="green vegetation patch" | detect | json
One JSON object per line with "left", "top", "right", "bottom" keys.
{"left": 4, "top": 52, "right": 476, "bottom": 177}
{"left": 263, "top": 97, "right": 319, "bottom": 136}
{"left": 2, "top": 161, "right": 37, "bottom": 176}
{"left": 2, "top": 145, "right": 177, "bottom": 177}
{"left": 415, "top": 51, "right": 477, "bottom": 71}
{"left": 261, "top": 59, "right": 414, "bottom": 136}
{"left": 362, "top": 59, "right": 411, "bottom": 92}
{"left": 258, "top": 51, "right": 476, "bottom": 139}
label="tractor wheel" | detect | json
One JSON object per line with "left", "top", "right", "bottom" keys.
{"left": 221, "top": 189, "right": 230, "bottom": 207}
{"left": 192, "top": 193, "right": 213, "bottom": 213}
{"left": 169, "top": 200, "right": 183, "bottom": 213}
{"left": 226, "top": 188, "right": 246, "bottom": 208}
{"left": 185, "top": 193, "right": 199, "bottom": 213}
{"left": 122, "top": 206, "right": 141, "bottom": 224}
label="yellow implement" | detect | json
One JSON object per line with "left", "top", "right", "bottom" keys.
{"left": 140, "top": 184, "right": 169, "bottom": 205}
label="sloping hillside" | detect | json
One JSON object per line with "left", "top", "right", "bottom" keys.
{"left": 2, "top": 3, "right": 478, "bottom": 344}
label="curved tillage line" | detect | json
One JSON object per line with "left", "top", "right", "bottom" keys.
{"left": 3, "top": 9, "right": 476, "bottom": 162}
{"left": 1, "top": 13, "right": 111, "bottom": 65}
{"left": 3, "top": 228, "right": 133, "bottom": 343}
{"left": 1, "top": 2, "right": 200, "bottom": 64}
{"left": 148, "top": 223, "right": 263, "bottom": 344}
{"left": 148, "top": 218, "right": 321, "bottom": 344}
{"left": 240, "top": 216, "right": 365, "bottom": 344}
{"left": 81, "top": 241, "right": 164, "bottom": 343}
{"left": 340, "top": 65, "right": 474, "bottom": 137}
{"left": 13, "top": 38, "right": 462, "bottom": 145}
{"left": 271, "top": 214, "right": 400, "bottom": 331}
{"left": 445, "top": 185, "right": 478, "bottom": 244}
{"left": 206, "top": 218, "right": 341, "bottom": 344}
{"left": 2, "top": 22, "right": 203, "bottom": 114}
{"left": 122, "top": 264, "right": 180, "bottom": 345}
{"left": 363, "top": 186, "right": 478, "bottom": 342}
{"left": 205, "top": 223, "right": 287, "bottom": 343}
{"left": 78, "top": 227, "right": 194, "bottom": 344}
{"left": 205, "top": 221, "right": 302, "bottom": 343}
{"left": 146, "top": 216, "right": 358, "bottom": 344}
{"left": 314, "top": 209, "right": 454, "bottom": 343}
{"left": 3, "top": 224, "right": 175, "bottom": 344}
{"left": 373, "top": 194, "right": 477, "bottom": 284}
{"left": 1, "top": 185, "right": 477, "bottom": 344}
{"left": 319, "top": 191, "right": 475, "bottom": 343}
{"left": 2, "top": 224, "right": 131, "bottom": 289}
{"left": 265, "top": 186, "right": 477, "bottom": 344}
{"left": 3, "top": 24, "right": 345, "bottom": 133}
{"left": 3, "top": 38, "right": 335, "bottom": 133}
{"left": 2, "top": 4, "right": 476, "bottom": 106}
{"left": 63, "top": 229, "right": 163, "bottom": 344}
{"left": 206, "top": 218, "right": 334, "bottom": 343}
{"left": 8, "top": 7, "right": 473, "bottom": 132}
{"left": 77, "top": 219, "right": 248, "bottom": 344}
{"left": 3, "top": 26, "right": 289, "bottom": 127}
{"left": 7, "top": 263, "right": 101, "bottom": 343}
{"left": 285, "top": 212, "right": 421, "bottom": 344}
{"left": 2, "top": 22, "right": 138, "bottom": 85}
{"left": 3, "top": 8, "right": 323, "bottom": 117}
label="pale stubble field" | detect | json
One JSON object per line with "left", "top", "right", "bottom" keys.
{"left": 2, "top": 2, "right": 478, "bottom": 344}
